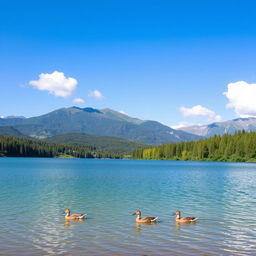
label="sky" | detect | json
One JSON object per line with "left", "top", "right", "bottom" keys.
{"left": 1, "top": 0, "right": 256, "bottom": 128}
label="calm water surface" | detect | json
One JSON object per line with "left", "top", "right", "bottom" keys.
{"left": 0, "top": 158, "right": 255, "bottom": 255}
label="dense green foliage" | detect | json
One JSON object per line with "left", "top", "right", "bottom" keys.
{"left": 0, "top": 135, "right": 120, "bottom": 158}
{"left": 132, "top": 131, "right": 256, "bottom": 162}
{"left": 45, "top": 133, "right": 147, "bottom": 154}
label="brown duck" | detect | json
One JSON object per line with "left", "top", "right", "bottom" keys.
{"left": 64, "top": 208, "right": 87, "bottom": 220}
{"left": 133, "top": 210, "right": 158, "bottom": 223}
{"left": 172, "top": 210, "right": 197, "bottom": 223}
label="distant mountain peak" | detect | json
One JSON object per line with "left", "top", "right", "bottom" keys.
{"left": 232, "top": 117, "right": 256, "bottom": 122}
{"left": 208, "top": 123, "right": 218, "bottom": 128}
{"left": 71, "top": 106, "right": 102, "bottom": 114}
{"left": 101, "top": 108, "right": 128, "bottom": 116}
{"left": 178, "top": 116, "right": 256, "bottom": 137}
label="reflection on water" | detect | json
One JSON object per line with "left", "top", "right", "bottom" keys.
{"left": 64, "top": 218, "right": 85, "bottom": 227}
{"left": 134, "top": 222, "right": 158, "bottom": 235}
{"left": 175, "top": 222, "right": 197, "bottom": 232}
{"left": 0, "top": 158, "right": 256, "bottom": 255}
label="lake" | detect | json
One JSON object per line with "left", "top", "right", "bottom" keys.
{"left": 0, "top": 158, "right": 255, "bottom": 255}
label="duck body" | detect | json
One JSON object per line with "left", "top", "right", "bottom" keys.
{"left": 133, "top": 210, "right": 158, "bottom": 223}
{"left": 64, "top": 208, "right": 86, "bottom": 220}
{"left": 172, "top": 210, "right": 197, "bottom": 223}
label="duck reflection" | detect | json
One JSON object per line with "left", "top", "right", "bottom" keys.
{"left": 175, "top": 221, "right": 196, "bottom": 231}
{"left": 64, "top": 218, "right": 85, "bottom": 227}
{"left": 134, "top": 221, "right": 158, "bottom": 234}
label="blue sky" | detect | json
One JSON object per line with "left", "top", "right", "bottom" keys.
{"left": 1, "top": 0, "right": 256, "bottom": 127}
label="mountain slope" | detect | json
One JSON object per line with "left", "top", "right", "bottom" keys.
{"left": 45, "top": 133, "right": 147, "bottom": 154}
{"left": 178, "top": 117, "right": 256, "bottom": 137}
{"left": 0, "top": 126, "right": 25, "bottom": 137}
{"left": 0, "top": 107, "right": 201, "bottom": 144}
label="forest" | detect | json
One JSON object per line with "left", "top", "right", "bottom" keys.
{"left": 0, "top": 135, "right": 120, "bottom": 158}
{"left": 132, "top": 131, "right": 256, "bottom": 162}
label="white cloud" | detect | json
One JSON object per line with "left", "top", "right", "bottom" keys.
{"left": 29, "top": 71, "right": 77, "bottom": 97}
{"left": 224, "top": 81, "right": 256, "bottom": 117}
{"left": 171, "top": 122, "right": 199, "bottom": 129}
{"left": 180, "top": 105, "right": 222, "bottom": 122}
{"left": 72, "top": 98, "right": 85, "bottom": 103}
{"left": 88, "top": 90, "right": 104, "bottom": 100}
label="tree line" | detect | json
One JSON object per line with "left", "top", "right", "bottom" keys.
{"left": 132, "top": 131, "right": 256, "bottom": 162}
{"left": 0, "top": 135, "right": 120, "bottom": 158}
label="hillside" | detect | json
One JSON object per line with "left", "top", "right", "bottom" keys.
{"left": 0, "top": 126, "right": 25, "bottom": 137}
{"left": 45, "top": 133, "right": 147, "bottom": 154}
{"left": 0, "top": 135, "right": 120, "bottom": 158}
{"left": 0, "top": 107, "right": 201, "bottom": 144}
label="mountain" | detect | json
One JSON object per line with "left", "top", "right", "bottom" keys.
{"left": 0, "top": 107, "right": 201, "bottom": 144}
{"left": 0, "top": 126, "right": 25, "bottom": 137}
{"left": 178, "top": 117, "right": 256, "bottom": 137}
{"left": 45, "top": 133, "right": 147, "bottom": 154}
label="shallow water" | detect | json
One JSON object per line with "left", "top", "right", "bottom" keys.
{"left": 0, "top": 158, "right": 255, "bottom": 255}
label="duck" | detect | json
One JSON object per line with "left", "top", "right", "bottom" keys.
{"left": 64, "top": 208, "right": 87, "bottom": 220}
{"left": 172, "top": 210, "right": 197, "bottom": 223}
{"left": 132, "top": 210, "right": 158, "bottom": 223}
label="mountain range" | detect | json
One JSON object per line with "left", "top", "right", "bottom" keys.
{"left": 178, "top": 117, "right": 256, "bottom": 137}
{"left": 0, "top": 107, "right": 200, "bottom": 144}
{"left": 2, "top": 106, "right": 255, "bottom": 146}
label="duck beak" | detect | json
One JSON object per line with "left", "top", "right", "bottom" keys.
{"left": 132, "top": 212, "right": 136, "bottom": 215}
{"left": 172, "top": 212, "right": 176, "bottom": 216}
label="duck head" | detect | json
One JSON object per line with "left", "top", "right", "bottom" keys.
{"left": 172, "top": 210, "right": 181, "bottom": 217}
{"left": 133, "top": 210, "right": 141, "bottom": 216}
{"left": 64, "top": 208, "right": 70, "bottom": 214}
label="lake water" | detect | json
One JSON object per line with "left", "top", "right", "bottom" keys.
{"left": 0, "top": 158, "right": 255, "bottom": 256}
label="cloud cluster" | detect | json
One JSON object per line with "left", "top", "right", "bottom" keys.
{"left": 29, "top": 71, "right": 77, "bottom": 97}
{"left": 88, "top": 90, "right": 104, "bottom": 100}
{"left": 224, "top": 81, "right": 256, "bottom": 117}
{"left": 72, "top": 98, "right": 85, "bottom": 103}
{"left": 171, "top": 121, "right": 198, "bottom": 129}
{"left": 180, "top": 105, "right": 222, "bottom": 122}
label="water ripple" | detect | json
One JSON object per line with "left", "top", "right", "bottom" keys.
{"left": 0, "top": 159, "right": 256, "bottom": 255}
